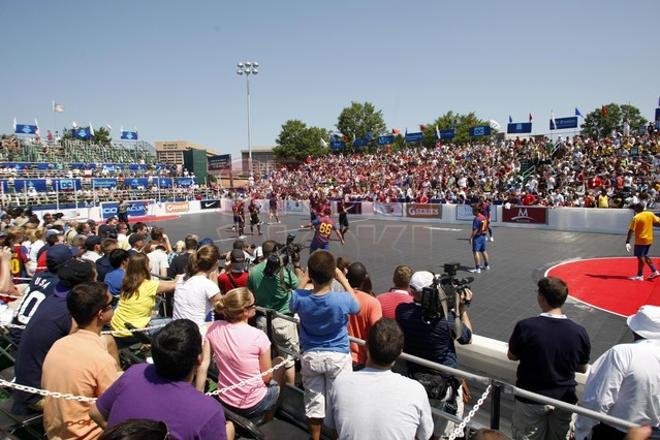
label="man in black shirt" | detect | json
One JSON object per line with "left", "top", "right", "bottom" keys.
{"left": 167, "top": 235, "right": 197, "bottom": 279}
{"left": 507, "top": 277, "right": 590, "bottom": 440}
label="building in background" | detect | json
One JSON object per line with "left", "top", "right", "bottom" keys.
{"left": 241, "top": 146, "right": 275, "bottom": 175}
{"left": 155, "top": 140, "right": 213, "bottom": 166}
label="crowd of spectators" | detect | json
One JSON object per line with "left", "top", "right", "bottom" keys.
{"left": 252, "top": 132, "right": 659, "bottom": 209}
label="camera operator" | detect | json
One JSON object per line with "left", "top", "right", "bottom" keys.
{"left": 395, "top": 270, "right": 473, "bottom": 438}
{"left": 248, "top": 240, "right": 303, "bottom": 387}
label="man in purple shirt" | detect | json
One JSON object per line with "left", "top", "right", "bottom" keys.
{"left": 310, "top": 208, "right": 344, "bottom": 253}
{"left": 90, "top": 319, "right": 232, "bottom": 440}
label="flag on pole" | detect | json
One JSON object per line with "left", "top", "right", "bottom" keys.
{"left": 575, "top": 108, "right": 583, "bottom": 118}
{"left": 435, "top": 125, "right": 440, "bottom": 139}
{"left": 320, "top": 138, "right": 328, "bottom": 148}
{"left": 34, "top": 119, "right": 40, "bottom": 136}
{"left": 529, "top": 113, "right": 533, "bottom": 122}
{"left": 89, "top": 123, "right": 95, "bottom": 137}
{"left": 551, "top": 112, "right": 556, "bottom": 130}
{"left": 72, "top": 121, "right": 78, "bottom": 128}
{"left": 601, "top": 105, "right": 609, "bottom": 118}
{"left": 13, "top": 118, "right": 16, "bottom": 132}
{"left": 52, "top": 101, "right": 64, "bottom": 113}
{"left": 508, "top": 115, "right": 513, "bottom": 124}
{"left": 105, "top": 124, "right": 112, "bottom": 131}
{"left": 391, "top": 128, "right": 400, "bottom": 135}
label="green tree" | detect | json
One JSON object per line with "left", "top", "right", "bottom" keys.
{"left": 273, "top": 119, "right": 329, "bottom": 163}
{"left": 421, "top": 111, "right": 493, "bottom": 147}
{"left": 336, "top": 101, "right": 387, "bottom": 150}
{"left": 581, "top": 103, "right": 647, "bottom": 139}
{"left": 92, "top": 126, "right": 112, "bottom": 145}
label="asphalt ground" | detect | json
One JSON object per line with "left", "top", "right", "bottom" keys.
{"left": 154, "top": 211, "right": 634, "bottom": 358}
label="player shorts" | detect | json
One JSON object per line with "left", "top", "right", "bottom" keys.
{"left": 634, "top": 244, "right": 651, "bottom": 257}
{"left": 339, "top": 213, "right": 348, "bottom": 227}
{"left": 472, "top": 235, "right": 486, "bottom": 252}
{"left": 310, "top": 242, "right": 330, "bottom": 253}
{"left": 250, "top": 213, "right": 259, "bottom": 225}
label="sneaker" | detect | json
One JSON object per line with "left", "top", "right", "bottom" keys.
{"left": 648, "top": 271, "right": 660, "bottom": 280}
{"left": 489, "top": 237, "right": 494, "bottom": 242}
{"left": 239, "top": 235, "right": 247, "bottom": 239}
{"left": 483, "top": 265, "right": 491, "bottom": 271}
{"left": 629, "top": 275, "right": 644, "bottom": 281}
{"left": 469, "top": 268, "right": 481, "bottom": 274}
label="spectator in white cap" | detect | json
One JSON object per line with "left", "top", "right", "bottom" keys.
{"left": 574, "top": 305, "right": 660, "bottom": 440}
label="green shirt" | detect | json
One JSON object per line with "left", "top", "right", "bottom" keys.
{"left": 248, "top": 261, "right": 299, "bottom": 314}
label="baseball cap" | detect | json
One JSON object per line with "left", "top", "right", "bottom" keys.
{"left": 229, "top": 249, "right": 246, "bottom": 272}
{"left": 128, "top": 233, "right": 145, "bottom": 247}
{"left": 57, "top": 258, "right": 95, "bottom": 288}
{"left": 46, "top": 229, "right": 63, "bottom": 239}
{"left": 626, "top": 305, "right": 660, "bottom": 340}
{"left": 46, "top": 244, "right": 74, "bottom": 268}
{"left": 409, "top": 271, "right": 434, "bottom": 293}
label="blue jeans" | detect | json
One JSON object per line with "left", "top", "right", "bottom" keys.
{"left": 223, "top": 380, "right": 280, "bottom": 420}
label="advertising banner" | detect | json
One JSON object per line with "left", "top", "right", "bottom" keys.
{"left": 55, "top": 179, "right": 82, "bottom": 191}
{"left": 14, "top": 179, "right": 48, "bottom": 192}
{"left": 503, "top": 206, "right": 547, "bottom": 224}
{"left": 200, "top": 199, "right": 221, "bottom": 210}
{"left": 550, "top": 117, "right": 578, "bottom": 130}
{"left": 344, "top": 202, "right": 362, "bottom": 215}
{"left": 469, "top": 125, "right": 492, "bottom": 137}
{"left": 506, "top": 122, "right": 533, "bottom": 134}
{"left": 92, "top": 178, "right": 118, "bottom": 189}
{"left": 406, "top": 203, "right": 442, "bottom": 219}
{"left": 456, "top": 204, "right": 498, "bottom": 221}
{"left": 374, "top": 202, "right": 404, "bottom": 217}
{"left": 208, "top": 154, "right": 232, "bottom": 171}
{"left": 155, "top": 178, "right": 173, "bottom": 188}
{"left": 175, "top": 177, "right": 196, "bottom": 187}
{"left": 165, "top": 201, "right": 189, "bottom": 214}
{"left": 124, "top": 178, "right": 149, "bottom": 189}
{"left": 100, "top": 200, "right": 154, "bottom": 219}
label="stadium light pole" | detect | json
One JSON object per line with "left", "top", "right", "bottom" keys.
{"left": 236, "top": 61, "right": 259, "bottom": 177}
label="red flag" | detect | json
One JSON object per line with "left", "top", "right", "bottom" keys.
{"left": 419, "top": 124, "right": 427, "bottom": 132}
{"left": 391, "top": 128, "right": 400, "bottom": 135}
{"left": 601, "top": 105, "right": 609, "bottom": 118}
{"left": 528, "top": 113, "right": 533, "bottom": 122}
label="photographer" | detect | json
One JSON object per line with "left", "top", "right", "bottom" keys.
{"left": 395, "top": 270, "right": 473, "bottom": 438}
{"left": 248, "top": 240, "right": 302, "bottom": 387}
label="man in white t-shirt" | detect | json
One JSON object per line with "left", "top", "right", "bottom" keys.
{"left": 326, "top": 319, "right": 433, "bottom": 440}
{"left": 147, "top": 245, "right": 170, "bottom": 278}
{"left": 172, "top": 272, "right": 221, "bottom": 330}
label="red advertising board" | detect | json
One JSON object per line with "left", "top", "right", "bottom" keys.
{"left": 503, "top": 206, "right": 547, "bottom": 224}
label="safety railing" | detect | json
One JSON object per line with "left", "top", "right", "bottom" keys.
{"left": 254, "top": 306, "right": 638, "bottom": 434}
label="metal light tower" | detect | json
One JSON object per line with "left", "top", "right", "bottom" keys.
{"left": 237, "top": 61, "right": 259, "bottom": 177}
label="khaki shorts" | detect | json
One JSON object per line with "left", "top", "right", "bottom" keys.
{"left": 256, "top": 315, "right": 300, "bottom": 369}
{"left": 300, "top": 351, "right": 352, "bottom": 419}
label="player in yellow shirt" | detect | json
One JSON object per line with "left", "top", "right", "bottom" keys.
{"left": 625, "top": 204, "right": 660, "bottom": 280}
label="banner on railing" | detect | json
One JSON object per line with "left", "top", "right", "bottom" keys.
{"left": 55, "top": 179, "right": 81, "bottom": 191}
{"left": 374, "top": 202, "right": 403, "bottom": 217}
{"left": 100, "top": 200, "right": 154, "bottom": 219}
{"left": 92, "top": 178, "right": 118, "bottom": 189}
{"left": 456, "top": 204, "right": 498, "bottom": 221}
{"left": 165, "top": 201, "right": 189, "bottom": 214}
{"left": 175, "top": 177, "right": 196, "bottom": 187}
{"left": 503, "top": 206, "right": 547, "bottom": 224}
{"left": 124, "top": 178, "right": 149, "bottom": 189}
{"left": 345, "top": 202, "right": 362, "bottom": 215}
{"left": 406, "top": 203, "right": 442, "bottom": 219}
{"left": 200, "top": 199, "right": 221, "bottom": 210}
{"left": 13, "top": 179, "right": 48, "bottom": 192}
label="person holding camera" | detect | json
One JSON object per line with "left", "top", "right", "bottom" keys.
{"left": 248, "top": 240, "right": 302, "bottom": 387}
{"left": 395, "top": 270, "right": 473, "bottom": 438}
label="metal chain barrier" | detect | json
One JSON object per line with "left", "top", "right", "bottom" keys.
{"left": 0, "top": 322, "right": 169, "bottom": 336}
{"left": 448, "top": 384, "right": 492, "bottom": 440}
{"left": 0, "top": 359, "right": 287, "bottom": 402}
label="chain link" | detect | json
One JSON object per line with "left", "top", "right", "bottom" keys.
{"left": 0, "top": 359, "right": 287, "bottom": 402}
{"left": 448, "top": 384, "right": 492, "bottom": 440}
{"left": 0, "top": 322, "right": 168, "bottom": 335}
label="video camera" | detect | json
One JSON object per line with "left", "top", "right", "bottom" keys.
{"left": 421, "top": 263, "right": 474, "bottom": 322}
{"left": 264, "top": 233, "right": 303, "bottom": 277}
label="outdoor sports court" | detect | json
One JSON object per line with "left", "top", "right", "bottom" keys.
{"left": 151, "top": 210, "right": 658, "bottom": 358}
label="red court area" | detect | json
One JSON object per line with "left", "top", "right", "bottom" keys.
{"left": 546, "top": 257, "right": 660, "bottom": 316}
{"left": 127, "top": 215, "right": 180, "bottom": 223}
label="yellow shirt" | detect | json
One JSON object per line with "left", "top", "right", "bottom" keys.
{"left": 42, "top": 330, "right": 118, "bottom": 440}
{"left": 597, "top": 195, "right": 609, "bottom": 208}
{"left": 628, "top": 211, "right": 660, "bottom": 245}
{"left": 111, "top": 279, "right": 159, "bottom": 337}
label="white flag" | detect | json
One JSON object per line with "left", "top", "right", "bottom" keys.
{"left": 13, "top": 117, "right": 16, "bottom": 131}
{"left": 489, "top": 120, "right": 501, "bottom": 130}
{"left": 320, "top": 138, "right": 328, "bottom": 148}
{"left": 72, "top": 121, "right": 78, "bottom": 128}
{"left": 52, "top": 101, "right": 64, "bottom": 113}
{"left": 89, "top": 122, "right": 95, "bottom": 136}
{"left": 105, "top": 124, "right": 112, "bottom": 131}
{"left": 35, "top": 119, "right": 40, "bottom": 136}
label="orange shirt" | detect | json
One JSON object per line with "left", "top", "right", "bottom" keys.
{"left": 628, "top": 211, "right": 660, "bottom": 245}
{"left": 42, "top": 330, "right": 119, "bottom": 440}
{"left": 347, "top": 290, "right": 383, "bottom": 365}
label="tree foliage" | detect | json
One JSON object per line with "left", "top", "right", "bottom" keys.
{"left": 421, "top": 111, "right": 493, "bottom": 147}
{"left": 580, "top": 103, "right": 648, "bottom": 139}
{"left": 273, "top": 119, "right": 329, "bottom": 163}
{"left": 92, "top": 127, "right": 112, "bottom": 145}
{"left": 336, "top": 102, "right": 387, "bottom": 150}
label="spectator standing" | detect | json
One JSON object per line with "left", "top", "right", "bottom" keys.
{"left": 147, "top": 243, "right": 170, "bottom": 278}
{"left": 345, "top": 262, "right": 382, "bottom": 369}
{"left": 326, "top": 319, "right": 434, "bottom": 440}
{"left": 574, "top": 305, "right": 660, "bottom": 440}
{"left": 507, "top": 277, "right": 591, "bottom": 440}
{"left": 90, "top": 320, "right": 231, "bottom": 440}
{"left": 377, "top": 265, "right": 414, "bottom": 319}
{"left": 290, "top": 251, "right": 359, "bottom": 440}
{"left": 42, "top": 282, "right": 121, "bottom": 439}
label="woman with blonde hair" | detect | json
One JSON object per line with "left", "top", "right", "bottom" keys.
{"left": 196, "top": 287, "right": 285, "bottom": 420}
{"left": 172, "top": 245, "right": 222, "bottom": 330}
{"left": 26, "top": 227, "right": 45, "bottom": 276}
{"left": 111, "top": 253, "right": 177, "bottom": 343}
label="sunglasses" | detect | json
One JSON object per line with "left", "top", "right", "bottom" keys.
{"left": 244, "top": 302, "right": 256, "bottom": 310}
{"left": 101, "top": 296, "right": 118, "bottom": 312}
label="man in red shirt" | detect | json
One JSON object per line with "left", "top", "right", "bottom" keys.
{"left": 345, "top": 262, "right": 382, "bottom": 369}
{"left": 217, "top": 249, "right": 248, "bottom": 294}
{"left": 377, "top": 265, "right": 414, "bottom": 319}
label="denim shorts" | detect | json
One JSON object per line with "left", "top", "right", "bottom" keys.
{"left": 224, "top": 380, "right": 280, "bottom": 420}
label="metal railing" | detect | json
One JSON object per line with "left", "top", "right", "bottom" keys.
{"left": 254, "top": 306, "right": 638, "bottom": 433}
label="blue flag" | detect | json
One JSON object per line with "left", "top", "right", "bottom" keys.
{"left": 121, "top": 130, "right": 138, "bottom": 140}
{"left": 14, "top": 124, "right": 38, "bottom": 135}
{"left": 575, "top": 108, "right": 583, "bottom": 118}
{"left": 75, "top": 127, "right": 92, "bottom": 139}
{"left": 508, "top": 115, "right": 513, "bottom": 124}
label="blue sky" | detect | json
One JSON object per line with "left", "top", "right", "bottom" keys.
{"left": 1, "top": 0, "right": 658, "bottom": 156}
